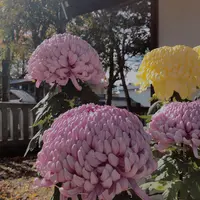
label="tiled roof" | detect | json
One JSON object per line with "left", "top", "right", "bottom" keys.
{"left": 10, "top": 79, "right": 32, "bottom": 85}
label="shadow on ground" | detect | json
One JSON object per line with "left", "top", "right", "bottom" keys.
{"left": 0, "top": 155, "right": 53, "bottom": 200}
{"left": 0, "top": 156, "right": 37, "bottom": 181}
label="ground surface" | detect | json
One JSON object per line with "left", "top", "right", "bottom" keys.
{"left": 0, "top": 156, "right": 162, "bottom": 200}
{"left": 0, "top": 156, "right": 53, "bottom": 200}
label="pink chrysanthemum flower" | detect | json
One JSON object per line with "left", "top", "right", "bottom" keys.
{"left": 35, "top": 104, "right": 157, "bottom": 200}
{"left": 148, "top": 101, "right": 200, "bottom": 158}
{"left": 26, "top": 33, "right": 105, "bottom": 90}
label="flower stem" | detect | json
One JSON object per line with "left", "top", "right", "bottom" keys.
{"left": 51, "top": 184, "right": 62, "bottom": 200}
{"left": 178, "top": 145, "right": 184, "bottom": 200}
{"left": 113, "top": 190, "right": 142, "bottom": 200}
{"left": 177, "top": 174, "right": 183, "bottom": 200}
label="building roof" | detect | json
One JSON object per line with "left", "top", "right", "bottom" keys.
{"left": 10, "top": 89, "right": 36, "bottom": 104}
{"left": 62, "top": 0, "right": 134, "bottom": 20}
{"left": 10, "top": 79, "right": 32, "bottom": 85}
{"left": 118, "top": 85, "right": 150, "bottom": 91}
{"left": 98, "top": 95, "right": 141, "bottom": 107}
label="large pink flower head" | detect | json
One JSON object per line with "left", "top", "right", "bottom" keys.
{"left": 148, "top": 101, "right": 200, "bottom": 158}
{"left": 26, "top": 33, "right": 105, "bottom": 90}
{"left": 35, "top": 104, "right": 157, "bottom": 200}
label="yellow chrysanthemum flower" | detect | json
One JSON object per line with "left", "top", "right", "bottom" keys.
{"left": 136, "top": 45, "right": 200, "bottom": 100}
{"left": 193, "top": 46, "right": 200, "bottom": 55}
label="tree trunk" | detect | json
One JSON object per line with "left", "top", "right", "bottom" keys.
{"left": 120, "top": 68, "right": 132, "bottom": 111}
{"left": 150, "top": 85, "right": 156, "bottom": 105}
{"left": 56, "top": 22, "right": 66, "bottom": 34}
{"left": 32, "top": 34, "right": 42, "bottom": 49}
{"left": 56, "top": 3, "right": 67, "bottom": 34}
{"left": 22, "top": 53, "right": 25, "bottom": 75}
{"left": 106, "top": 82, "right": 113, "bottom": 105}
{"left": 31, "top": 33, "right": 42, "bottom": 102}
{"left": 2, "top": 59, "right": 10, "bottom": 101}
{"left": 115, "top": 36, "right": 132, "bottom": 111}
{"left": 106, "top": 49, "right": 114, "bottom": 105}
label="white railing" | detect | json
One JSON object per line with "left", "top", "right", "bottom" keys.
{"left": 0, "top": 102, "right": 36, "bottom": 151}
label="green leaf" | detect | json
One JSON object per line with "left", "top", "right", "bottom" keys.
{"left": 51, "top": 184, "right": 62, "bottom": 200}
{"left": 32, "top": 85, "right": 57, "bottom": 111}
{"left": 189, "top": 182, "right": 200, "bottom": 199}
{"left": 144, "top": 154, "right": 179, "bottom": 197}
{"left": 156, "top": 155, "right": 178, "bottom": 177}
{"left": 34, "top": 104, "right": 52, "bottom": 125}
{"left": 163, "top": 181, "right": 181, "bottom": 200}
{"left": 155, "top": 171, "right": 169, "bottom": 181}
{"left": 141, "top": 182, "right": 166, "bottom": 192}
{"left": 139, "top": 115, "right": 152, "bottom": 123}
{"left": 179, "top": 183, "right": 191, "bottom": 200}
{"left": 184, "top": 171, "right": 200, "bottom": 199}
{"left": 147, "top": 101, "right": 163, "bottom": 115}
{"left": 32, "top": 113, "right": 52, "bottom": 127}
{"left": 24, "top": 130, "right": 41, "bottom": 156}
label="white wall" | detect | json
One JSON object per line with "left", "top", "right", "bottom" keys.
{"left": 129, "top": 89, "right": 150, "bottom": 107}
{"left": 159, "top": 0, "right": 200, "bottom": 47}
{"left": 111, "top": 100, "right": 127, "bottom": 107}
{"left": 118, "top": 86, "right": 151, "bottom": 107}
{"left": 90, "top": 84, "right": 106, "bottom": 95}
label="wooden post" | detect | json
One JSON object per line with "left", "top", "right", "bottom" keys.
{"left": 150, "top": 0, "right": 159, "bottom": 51}
{"left": 150, "top": 0, "right": 159, "bottom": 103}
{"left": 2, "top": 59, "right": 10, "bottom": 102}
{"left": 28, "top": 83, "right": 31, "bottom": 93}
